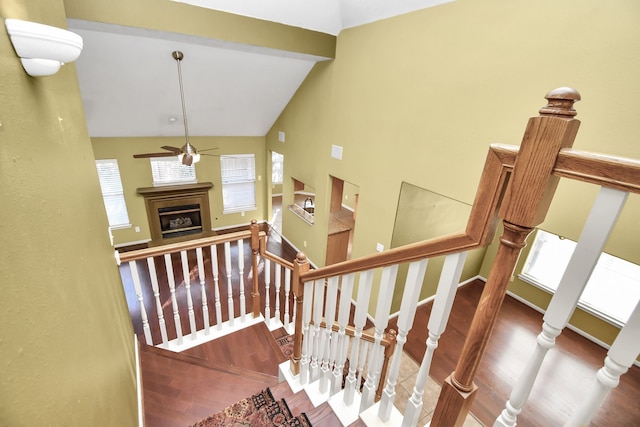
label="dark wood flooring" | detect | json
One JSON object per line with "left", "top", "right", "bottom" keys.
{"left": 390, "top": 279, "right": 640, "bottom": 427}
{"left": 140, "top": 323, "right": 283, "bottom": 427}
{"left": 128, "top": 224, "right": 639, "bottom": 426}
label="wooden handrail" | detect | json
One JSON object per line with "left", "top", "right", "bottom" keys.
{"left": 298, "top": 144, "right": 640, "bottom": 285}
{"left": 300, "top": 143, "right": 518, "bottom": 282}
{"left": 118, "top": 229, "right": 266, "bottom": 263}
{"left": 554, "top": 148, "right": 640, "bottom": 193}
{"left": 258, "top": 235, "right": 295, "bottom": 270}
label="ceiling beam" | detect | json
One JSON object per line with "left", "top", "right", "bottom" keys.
{"left": 63, "top": 0, "right": 336, "bottom": 60}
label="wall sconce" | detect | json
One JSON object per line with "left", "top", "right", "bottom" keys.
{"left": 4, "top": 19, "right": 83, "bottom": 77}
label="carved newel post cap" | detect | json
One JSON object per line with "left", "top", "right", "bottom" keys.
{"left": 539, "top": 87, "right": 581, "bottom": 117}
{"left": 296, "top": 252, "right": 308, "bottom": 263}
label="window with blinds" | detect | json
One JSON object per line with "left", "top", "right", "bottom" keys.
{"left": 521, "top": 229, "right": 640, "bottom": 326}
{"left": 220, "top": 154, "right": 256, "bottom": 213}
{"left": 272, "top": 151, "right": 284, "bottom": 184}
{"left": 150, "top": 157, "right": 196, "bottom": 186}
{"left": 95, "top": 159, "right": 131, "bottom": 228}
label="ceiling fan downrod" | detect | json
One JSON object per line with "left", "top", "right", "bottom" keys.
{"left": 172, "top": 50, "right": 198, "bottom": 165}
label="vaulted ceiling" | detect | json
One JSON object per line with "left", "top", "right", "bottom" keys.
{"left": 68, "top": 0, "right": 451, "bottom": 138}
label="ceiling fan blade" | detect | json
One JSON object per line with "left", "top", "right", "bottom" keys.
{"left": 198, "top": 147, "right": 219, "bottom": 152}
{"left": 200, "top": 153, "right": 220, "bottom": 157}
{"left": 133, "top": 152, "right": 177, "bottom": 158}
{"left": 161, "top": 146, "right": 182, "bottom": 154}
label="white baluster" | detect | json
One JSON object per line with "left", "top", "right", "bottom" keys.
{"left": 495, "top": 187, "right": 628, "bottom": 427}
{"left": 356, "top": 341, "right": 370, "bottom": 394}
{"left": 320, "top": 276, "right": 339, "bottom": 394}
{"left": 180, "top": 250, "right": 197, "bottom": 338}
{"left": 310, "top": 279, "right": 324, "bottom": 382}
{"left": 360, "top": 264, "right": 399, "bottom": 413}
{"left": 403, "top": 252, "right": 467, "bottom": 427}
{"left": 146, "top": 257, "right": 168, "bottom": 347}
{"left": 300, "top": 279, "right": 314, "bottom": 385}
{"left": 210, "top": 244, "right": 222, "bottom": 330}
{"left": 290, "top": 268, "right": 297, "bottom": 335}
{"left": 284, "top": 268, "right": 291, "bottom": 330}
{"left": 196, "top": 247, "right": 210, "bottom": 335}
{"left": 565, "top": 299, "right": 640, "bottom": 427}
{"left": 264, "top": 259, "right": 271, "bottom": 325}
{"left": 224, "top": 241, "right": 234, "bottom": 326}
{"left": 164, "top": 254, "right": 183, "bottom": 345}
{"left": 332, "top": 273, "right": 355, "bottom": 395}
{"left": 344, "top": 269, "right": 374, "bottom": 406}
{"left": 274, "top": 264, "right": 282, "bottom": 325}
{"left": 237, "top": 239, "right": 246, "bottom": 321}
{"left": 129, "top": 260, "right": 153, "bottom": 345}
{"left": 379, "top": 259, "right": 428, "bottom": 422}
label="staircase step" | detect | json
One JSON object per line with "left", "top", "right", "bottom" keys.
{"left": 270, "top": 380, "right": 367, "bottom": 427}
{"left": 141, "top": 342, "right": 279, "bottom": 383}
{"left": 183, "top": 321, "right": 287, "bottom": 377}
{"left": 140, "top": 323, "right": 286, "bottom": 426}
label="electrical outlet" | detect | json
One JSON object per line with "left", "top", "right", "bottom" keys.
{"left": 241, "top": 211, "right": 245, "bottom": 217}
{"left": 303, "top": 241, "right": 307, "bottom": 247}
{"left": 135, "top": 226, "right": 140, "bottom": 233}
{"left": 278, "top": 131, "right": 285, "bottom": 142}
{"left": 376, "top": 243, "right": 384, "bottom": 252}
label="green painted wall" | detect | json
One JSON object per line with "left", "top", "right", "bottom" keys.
{"left": 92, "top": 136, "right": 267, "bottom": 246}
{"left": 0, "top": 1, "right": 138, "bottom": 425}
{"left": 266, "top": 0, "right": 640, "bottom": 332}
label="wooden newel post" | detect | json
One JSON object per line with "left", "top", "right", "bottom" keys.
{"left": 250, "top": 220, "right": 261, "bottom": 318}
{"left": 430, "top": 88, "right": 582, "bottom": 426}
{"left": 290, "top": 252, "right": 309, "bottom": 376}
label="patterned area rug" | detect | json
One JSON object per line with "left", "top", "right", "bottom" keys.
{"left": 275, "top": 333, "right": 294, "bottom": 357}
{"left": 190, "top": 388, "right": 312, "bottom": 427}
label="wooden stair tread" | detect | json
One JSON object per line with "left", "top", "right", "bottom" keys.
{"left": 182, "top": 322, "right": 287, "bottom": 377}
{"left": 140, "top": 341, "right": 279, "bottom": 383}
{"left": 140, "top": 322, "right": 287, "bottom": 427}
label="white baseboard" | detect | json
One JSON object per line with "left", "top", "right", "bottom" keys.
{"left": 114, "top": 239, "right": 151, "bottom": 249}
{"left": 506, "top": 290, "right": 640, "bottom": 368}
{"left": 387, "top": 274, "right": 485, "bottom": 320}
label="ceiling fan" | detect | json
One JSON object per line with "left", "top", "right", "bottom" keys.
{"left": 133, "top": 51, "right": 218, "bottom": 166}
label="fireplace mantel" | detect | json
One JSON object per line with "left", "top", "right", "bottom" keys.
{"left": 137, "top": 182, "right": 213, "bottom": 197}
{"left": 137, "top": 182, "right": 214, "bottom": 245}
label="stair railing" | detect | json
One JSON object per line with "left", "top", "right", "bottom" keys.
{"left": 117, "top": 221, "right": 300, "bottom": 351}
{"left": 288, "top": 87, "right": 640, "bottom": 426}
{"left": 286, "top": 112, "right": 519, "bottom": 425}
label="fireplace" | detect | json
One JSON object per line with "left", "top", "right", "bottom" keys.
{"left": 137, "top": 183, "right": 213, "bottom": 245}
{"left": 158, "top": 203, "right": 203, "bottom": 239}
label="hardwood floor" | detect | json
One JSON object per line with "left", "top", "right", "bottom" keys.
{"left": 140, "top": 324, "right": 283, "bottom": 427}
{"left": 123, "top": 225, "right": 639, "bottom": 426}
{"left": 390, "top": 279, "right": 640, "bottom": 427}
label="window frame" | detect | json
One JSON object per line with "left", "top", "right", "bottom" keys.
{"left": 95, "top": 159, "right": 131, "bottom": 230}
{"left": 150, "top": 157, "right": 197, "bottom": 187}
{"left": 220, "top": 154, "right": 257, "bottom": 214}
{"left": 271, "top": 151, "right": 284, "bottom": 185}
{"left": 519, "top": 229, "right": 640, "bottom": 327}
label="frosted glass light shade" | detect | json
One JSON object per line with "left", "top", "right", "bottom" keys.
{"left": 5, "top": 18, "right": 83, "bottom": 76}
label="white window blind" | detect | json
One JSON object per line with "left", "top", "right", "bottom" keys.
{"left": 521, "top": 229, "right": 640, "bottom": 326}
{"left": 272, "top": 151, "right": 284, "bottom": 184}
{"left": 150, "top": 157, "right": 196, "bottom": 186}
{"left": 220, "top": 154, "right": 256, "bottom": 213}
{"left": 95, "top": 159, "right": 130, "bottom": 228}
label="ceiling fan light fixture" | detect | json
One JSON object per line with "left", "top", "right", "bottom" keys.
{"left": 172, "top": 50, "right": 200, "bottom": 166}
